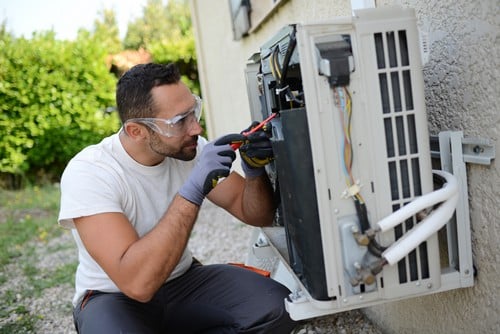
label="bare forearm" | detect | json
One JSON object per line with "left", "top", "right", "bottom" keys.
{"left": 118, "top": 195, "right": 199, "bottom": 301}
{"left": 241, "top": 174, "right": 276, "bottom": 227}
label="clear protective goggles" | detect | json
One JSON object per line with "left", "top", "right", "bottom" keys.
{"left": 126, "top": 94, "right": 202, "bottom": 137}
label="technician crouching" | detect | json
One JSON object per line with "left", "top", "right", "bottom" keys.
{"left": 58, "top": 63, "right": 296, "bottom": 333}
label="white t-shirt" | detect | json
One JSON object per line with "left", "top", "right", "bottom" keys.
{"left": 58, "top": 132, "right": 207, "bottom": 306}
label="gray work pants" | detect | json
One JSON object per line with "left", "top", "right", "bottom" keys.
{"left": 73, "top": 261, "right": 297, "bottom": 333}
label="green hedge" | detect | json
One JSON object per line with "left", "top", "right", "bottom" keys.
{"left": 0, "top": 31, "right": 120, "bottom": 186}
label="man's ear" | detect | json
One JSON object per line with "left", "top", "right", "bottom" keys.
{"left": 124, "top": 122, "right": 148, "bottom": 141}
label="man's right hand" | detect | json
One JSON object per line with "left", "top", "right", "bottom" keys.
{"left": 216, "top": 122, "right": 274, "bottom": 178}
{"left": 178, "top": 138, "right": 236, "bottom": 206}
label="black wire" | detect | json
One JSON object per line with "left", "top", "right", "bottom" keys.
{"left": 354, "top": 199, "right": 370, "bottom": 233}
{"left": 271, "top": 27, "right": 298, "bottom": 111}
{"left": 369, "top": 238, "right": 387, "bottom": 254}
{"left": 368, "top": 242, "right": 384, "bottom": 257}
{"left": 279, "top": 27, "right": 297, "bottom": 87}
{"left": 353, "top": 198, "right": 387, "bottom": 256}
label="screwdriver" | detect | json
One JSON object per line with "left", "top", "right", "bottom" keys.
{"left": 231, "top": 113, "right": 277, "bottom": 150}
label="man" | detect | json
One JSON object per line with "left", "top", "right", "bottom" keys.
{"left": 58, "top": 63, "right": 296, "bottom": 333}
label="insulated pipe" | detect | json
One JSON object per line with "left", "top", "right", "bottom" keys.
{"left": 382, "top": 192, "right": 458, "bottom": 265}
{"left": 376, "top": 170, "right": 458, "bottom": 233}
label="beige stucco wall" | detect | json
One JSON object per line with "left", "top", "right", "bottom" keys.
{"left": 362, "top": 1, "right": 500, "bottom": 333}
{"left": 190, "top": 0, "right": 499, "bottom": 333}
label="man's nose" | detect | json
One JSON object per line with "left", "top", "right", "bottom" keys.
{"left": 187, "top": 117, "right": 203, "bottom": 136}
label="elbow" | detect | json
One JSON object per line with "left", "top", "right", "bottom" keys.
{"left": 114, "top": 262, "right": 174, "bottom": 303}
{"left": 129, "top": 292, "right": 154, "bottom": 303}
{"left": 121, "top": 284, "right": 156, "bottom": 303}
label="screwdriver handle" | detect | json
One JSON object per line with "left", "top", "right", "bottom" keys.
{"left": 231, "top": 113, "right": 277, "bottom": 150}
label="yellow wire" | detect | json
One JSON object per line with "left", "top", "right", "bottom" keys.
{"left": 270, "top": 47, "right": 282, "bottom": 80}
{"left": 334, "top": 86, "right": 365, "bottom": 204}
{"left": 269, "top": 51, "right": 277, "bottom": 80}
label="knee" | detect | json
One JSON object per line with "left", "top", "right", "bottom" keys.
{"left": 262, "top": 281, "right": 299, "bottom": 333}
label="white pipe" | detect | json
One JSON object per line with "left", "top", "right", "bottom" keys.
{"left": 376, "top": 170, "right": 458, "bottom": 233}
{"left": 382, "top": 193, "right": 458, "bottom": 265}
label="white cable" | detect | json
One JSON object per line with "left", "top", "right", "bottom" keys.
{"left": 376, "top": 170, "right": 458, "bottom": 233}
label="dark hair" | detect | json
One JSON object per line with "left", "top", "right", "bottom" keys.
{"left": 116, "top": 63, "right": 181, "bottom": 123}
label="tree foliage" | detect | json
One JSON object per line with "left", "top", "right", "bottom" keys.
{"left": 123, "top": 0, "right": 166, "bottom": 50}
{"left": 124, "top": 0, "right": 199, "bottom": 94}
{"left": 0, "top": 0, "right": 199, "bottom": 188}
{"left": 92, "top": 9, "right": 122, "bottom": 54}
{"left": 0, "top": 31, "right": 120, "bottom": 186}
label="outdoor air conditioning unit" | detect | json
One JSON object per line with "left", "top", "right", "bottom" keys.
{"left": 243, "top": 6, "right": 475, "bottom": 320}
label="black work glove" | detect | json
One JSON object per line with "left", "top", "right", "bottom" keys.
{"left": 178, "top": 137, "right": 236, "bottom": 206}
{"left": 218, "top": 121, "right": 274, "bottom": 177}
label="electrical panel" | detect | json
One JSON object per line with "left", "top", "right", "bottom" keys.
{"left": 244, "top": 6, "right": 474, "bottom": 320}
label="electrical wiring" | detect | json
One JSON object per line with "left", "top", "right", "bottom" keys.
{"left": 280, "top": 29, "right": 297, "bottom": 84}
{"left": 333, "top": 86, "right": 387, "bottom": 257}
{"left": 333, "top": 86, "right": 364, "bottom": 204}
{"left": 269, "top": 46, "right": 281, "bottom": 82}
{"left": 334, "top": 87, "right": 354, "bottom": 197}
{"left": 268, "top": 28, "right": 304, "bottom": 110}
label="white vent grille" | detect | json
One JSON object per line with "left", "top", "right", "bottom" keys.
{"left": 373, "top": 29, "right": 431, "bottom": 284}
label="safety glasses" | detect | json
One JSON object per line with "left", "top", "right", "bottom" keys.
{"left": 127, "top": 95, "right": 202, "bottom": 137}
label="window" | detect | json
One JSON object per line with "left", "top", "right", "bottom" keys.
{"left": 229, "top": 0, "right": 289, "bottom": 40}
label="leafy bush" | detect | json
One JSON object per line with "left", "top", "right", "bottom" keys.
{"left": 0, "top": 31, "right": 120, "bottom": 186}
{"left": 0, "top": 0, "right": 201, "bottom": 188}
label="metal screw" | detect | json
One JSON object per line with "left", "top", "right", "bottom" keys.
{"left": 473, "top": 145, "right": 484, "bottom": 154}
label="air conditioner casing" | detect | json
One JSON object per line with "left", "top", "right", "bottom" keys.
{"left": 244, "top": 6, "right": 474, "bottom": 320}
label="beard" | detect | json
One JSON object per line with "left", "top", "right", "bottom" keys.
{"left": 148, "top": 131, "right": 198, "bottom": 161}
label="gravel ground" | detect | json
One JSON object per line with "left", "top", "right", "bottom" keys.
{"left": 0, "top": 230, "right": 77, "bottom": 334}
{"left": 1, "top": 201, "right": 383, "bottom": 333}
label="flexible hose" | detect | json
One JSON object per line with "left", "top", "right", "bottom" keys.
{"left": 380, "top": 170, "right": 459, "bottom": 265}
{"left": 376, "top": 170, "right": 458, "bottom": 233}
{"left": 382, "top": 192, "right": 458, "bottom": 265}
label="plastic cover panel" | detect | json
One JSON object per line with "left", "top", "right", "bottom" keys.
{"left": 271, "top": 108, "right": 331, "bottom": 300}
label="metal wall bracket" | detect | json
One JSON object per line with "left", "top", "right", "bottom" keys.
{"left": 461, "top": 137, "right": 496, "bottom": 165}
{"left": 430, "top": 131, "right": 487, "bottom": 291}
{"left": 430, "top": 132, "right": 496, "bottom": 165}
